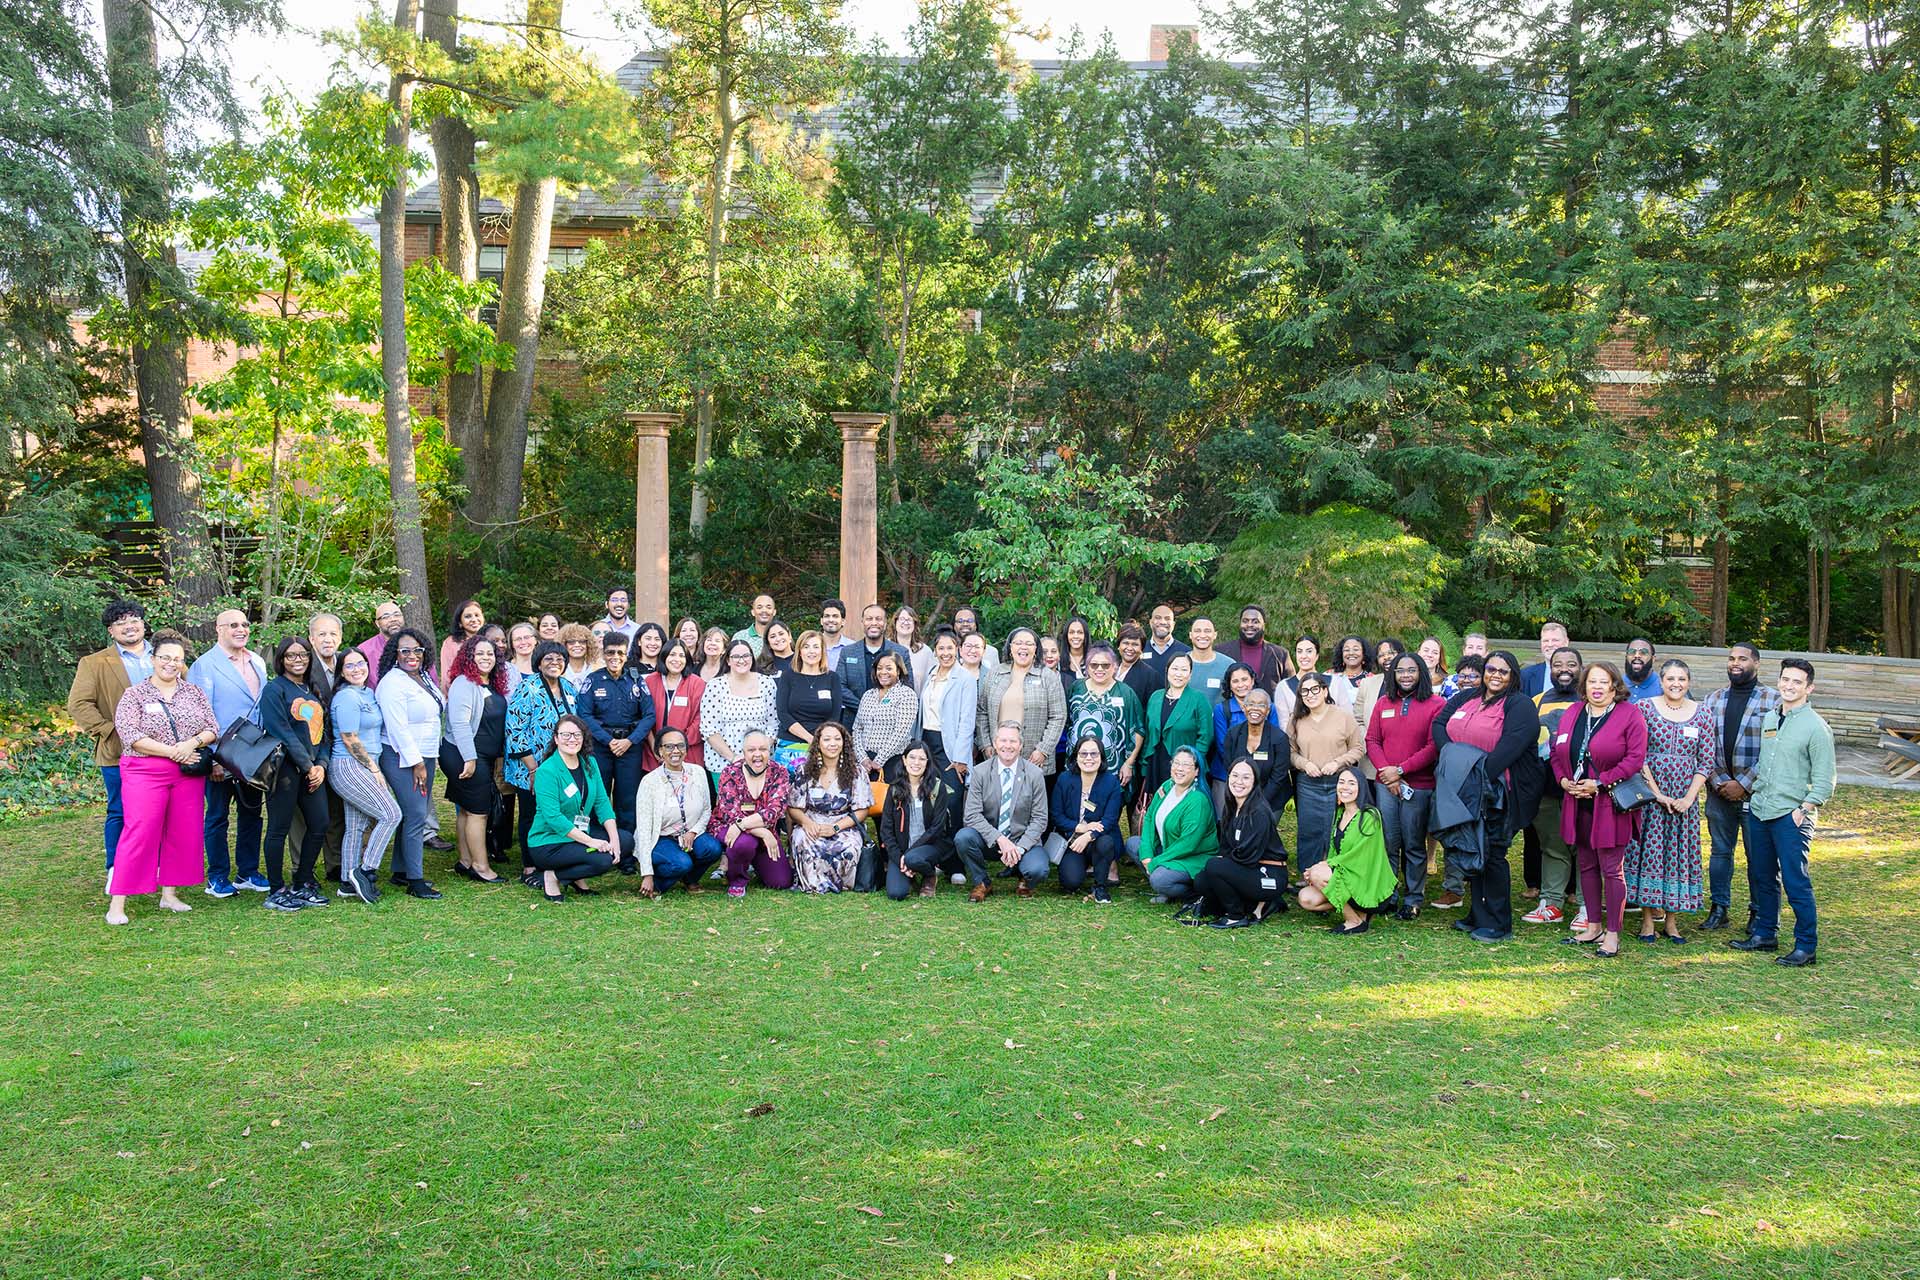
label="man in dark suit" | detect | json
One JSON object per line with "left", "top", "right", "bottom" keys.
{"left": 66, "top": 598, "right": 153, "bottom": 872}
{"left": 834, "top": 602, "right": 913, "bottom": 722}
{"left": 1516, "top": 619, "right": 1570, "bottom": 700}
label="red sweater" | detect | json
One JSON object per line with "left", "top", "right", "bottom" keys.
{"left": 1365, "top": 693, "right": 1445, "bottom": 789}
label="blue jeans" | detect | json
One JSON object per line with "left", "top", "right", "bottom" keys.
{"left": 202, "top": 774, "right": 264, "bottom": 882}
{"left": 1705, "top": 790, "right": 1746, "bottom": 911}
{"left": 1744, "top": 812, "right": 1817, "bottom": 953}
{"left": 378, "top": 754, "right": 436, "bottom": 882}
{"left": 101, "top": 765, "right": 124, "bottom": 869}
{"left": 1294, "top": 775, "right": 1337, "bottom": 872}
{"left": 648, "top": 833, "right": 723, "bottom": 891}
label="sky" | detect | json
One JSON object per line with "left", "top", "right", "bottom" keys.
{"left": 218, "top": 0, "right": 1210, "bottom": 114}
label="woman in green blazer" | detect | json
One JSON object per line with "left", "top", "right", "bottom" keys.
{"left": 525, "top": 714, "right": 633, "bottom": 902}
{"left": 1126, "top": 745, "right": 1218, "bottom": 905}
{"left": 1142, "top": 653, "right": 1214, "bottom": 803}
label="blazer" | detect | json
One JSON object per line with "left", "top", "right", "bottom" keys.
{"left": 919, "top": 666, "right": 979, "bottom": 768}
{"left": 976, "top": 666, "right": 1068, "bottom": 774}
{"left": 834, "top": 639, "right": 915, "bottom": 720}
{"left": 67, "top": 647, "right": 137, "bottom": 766}
{"left": 527, "top": 751, "right": 614, "bottom": 848}
{"left": 642, "top": 672, "right": 705, "bottom": 770}
{"left": 1221, "top": 719, "right": 1293, "bottom": 813}
{"left": 1548, "top": 700, "right": 1650, "bottom": 850}
{"left": 187, "top": 646, "right": 269, "bottom": 737}
{"left": 963, "top": 756, "right": 1049, "bottom": 850}
{"left": 1144, "top": 687, "right": 1214, "bottom": 765}
{"left": 878, "top": 773, "right": 960, "bottom": 862}
{"left": 1138, "top": 780, "right": 1219, "bottom": 876}
{"left": 1048, "top": 769, "right": 1124, "bottom": 840}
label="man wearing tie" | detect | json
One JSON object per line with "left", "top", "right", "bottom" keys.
{"left": 188, "top": 609, "right": 271, "bottom": 897}
{"left": 955, "top": 725, "right": 1050, "bottom": 902}
{"left": 66, "top": 598, "right": 154, "bottom": 873}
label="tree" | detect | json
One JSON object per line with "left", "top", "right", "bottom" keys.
{"left": 929, "top": 434, "right": 1214, "bottom": 634}
{"left": 831, "top": 0, "right": 1013, "bottom": 500}
{"left": 625, "top": 0, "right": 850, "bottom": 545}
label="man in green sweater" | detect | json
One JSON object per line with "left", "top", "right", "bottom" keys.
{"left": 1729, "top": 658, "right": 1834, "bottom": 968}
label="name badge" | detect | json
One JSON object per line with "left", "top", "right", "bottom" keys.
{"left": 1253, "top": 751, "right": 1268, "bottom": 761}
{"left": 594, "top": 688, "right": 608, "bottom": 698}
{"left": 144, "top": 702, "right": 162, "bottom": 715}
{"left": 1207, "top": 678, "right": 1221, "bottom": 689}
{"left": 563, "top": 783, "right": 579, "bottom": 798}
{"left": 1259, "top": 874, "right": 1278, "bottom": 891}
{"left": 1556, "top": 733, "right": 1569, "bottom": 745}
{"left": 1381, "top": 708, "right": 1395, "bottom": 719}
{"left": 1109, "top": 696, "right": 1125, "bottom": 708}
{"left": 817, "top": 688, "right": 833, "bottom": 699}
{"left": 1682, "top": 726, "right": 1700, "bottom": 739}
{"left": 572, "top": 813, "right": 590, "bottom": 833}
{"left": 1762, "top": 728, "right": 1778, "bottom": 738}
{"left": 673, "top": 696, "right": 688, "bottom": 707}
{"left": 1452, "top": 710, "right": 1468, "bottom": 720}
{"left": 1233, "top": 827, "right": 1243, "bottom": 841}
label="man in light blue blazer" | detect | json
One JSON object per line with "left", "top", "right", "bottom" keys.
{"left": 187, "top": 608, "right": 270, "bottom": 897}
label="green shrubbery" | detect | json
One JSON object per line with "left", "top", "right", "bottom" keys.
{"left": 0, "top": 707, "right": 103, "bottom": 825}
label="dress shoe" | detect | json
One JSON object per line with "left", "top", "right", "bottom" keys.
{"left": 1727, "top": 933, "right": 1778, "bottom": 953}
{"left": 424, "top": 836, "right": 454, "bottom": 852}
{"left": 1015, "top": 882, "right": 1034, "bottom": 899}
{"left": 1698, "top": 905, "right": 1729, "bottom": 931}
{"left": 1469, "top": 928, "right": 1510, "bottom": 943}
{"left": 968, "top": 881, "right": 991, "bottom": 903}
{"left": 1774, "top": 949, "right": 1816, "bottom": 967}
{"left": 1451, "top": 918, "right": 1474, "bottom": 933}
{"left": 406, "top": 879, "right": 443, "bottom": 900}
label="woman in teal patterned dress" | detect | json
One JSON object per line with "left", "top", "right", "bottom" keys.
{"left": 1624, "top": 660, "right": 1713, "bottom": 942}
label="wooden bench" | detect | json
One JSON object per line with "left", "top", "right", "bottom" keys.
{"left": 1880, "top": 716, "right": 1920, "bottom": 781}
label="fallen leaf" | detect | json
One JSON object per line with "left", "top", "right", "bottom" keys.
{"left": 299, "top": 1141, "right": 311, "bottom": 1150}
{"left": 241, "top": 1126, "right": 251, "bottom": 1138}
{"left": 1633, "top": 1088, "right": 1657, "bottom": 1100}
{"left": 269, "top": 1118, "right": 281, "bottom": 1128}
{"left": 1437, "top": 1092, "right": 1459, "bottom": 1103}
{"left": 1756, "top": 1220, "right": 1777, "bottom": 1233}
{"left": 749, "top": 1206, "right": 765, "bottom": 1215}
{"left": 1201, "top": 1106, "right": 1227, "bottom": 1125}
{"left": 415, "top": 1182, "right": 428, "bottom": 1190}
{"left": 207, "top": 1177, "right": 226, "bottom": 1189}
{"left": 1072, "top": 1112, "right": 1085, "bottom": 1121}
{"left": 745, "top": 1102, "right": 776, "bottom": 1118}
{"left": 1696, "top": 1207, "right": 1722, "bottom": 1218}
{"left": 856, "top": 1206, "right": 884, "bottom": 1217}
{"left": 1831, "top": 1134, "right": 1863, "bottom": 1141}
{"left": 116, "top": 1151, "right": 135, "bottom": 1159}
{"left": 1004, "top": 1039, "right": 1025, "bottom": 1049}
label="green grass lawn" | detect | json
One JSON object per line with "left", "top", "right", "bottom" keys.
{"left": 3, "top": 788, "right": 1918, "bottom": 1279}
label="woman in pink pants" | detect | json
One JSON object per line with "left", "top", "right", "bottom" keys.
{"left": 106, "top": 630, "right": 219, "bottom": 925}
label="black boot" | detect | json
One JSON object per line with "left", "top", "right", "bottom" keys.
{"left": 1698, "top": 904, "right": 1728, "bottom": 931}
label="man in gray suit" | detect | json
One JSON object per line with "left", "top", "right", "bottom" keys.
{"left": 956, "top": 725, "right": 1049, "bottom": 901}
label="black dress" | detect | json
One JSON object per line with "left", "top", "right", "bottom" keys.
{"left": 444, "top": 690, "right": 506, "bottom": 813}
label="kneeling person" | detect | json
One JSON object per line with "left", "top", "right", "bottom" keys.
{"left": 526, "top": 715, "right": 632, "bottom": 901}
{"left": 633, "top": 729, "right": 724, "bottom": 896}
{"left": 880, "top": 741, "right": 959, "bottom": 899}
{"left": 1297, "top": 767, "right": 1396, "bottom": 933}
{"left": 955, "top": 725, "right": 1050, "bottom": 900}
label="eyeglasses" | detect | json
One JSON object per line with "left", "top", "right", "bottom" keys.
{"left": 396, "top": 645, "right": 424, "bottom": 656}
{"left": 661, "top": 742, "right": 686, "bottom": 753}
{"left": 554, "top": 730, "right": 583, "bottom": 741}
{"left": 1627, "top": 646, "right": 1652, "bottom": 656}
{"left": 1485, "top": 665, "right": 1512, "bottom": 677}
{"left": 220, "top": 621, "right": 249, "bottom": 630}
{"left": 1089, "top": 662, "right": 1114, "bottom": 671}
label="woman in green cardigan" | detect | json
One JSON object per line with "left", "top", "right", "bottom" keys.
{"left": 1141, "top": 654, "right": 1214, "bottom": 810}
{"left": 1297, "top": 767, "right": 1396, "bottom": 933}
{"left": 526, "top": 715, "right": 633, "bottom": 902}
{"left": 1126, "top": 745, "right": 1218, "bottom": 905}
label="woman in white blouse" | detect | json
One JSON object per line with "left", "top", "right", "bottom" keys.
{"left": 375, "top": 627, "right": 447, "bottom": 898}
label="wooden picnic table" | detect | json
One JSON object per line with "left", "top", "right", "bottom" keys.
{"left": 1879, "top": 715, "right": 1920, "bottom": 781}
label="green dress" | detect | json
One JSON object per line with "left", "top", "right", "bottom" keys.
{"left": 1322, "top": 808, "right": 1396, "bottom": 913}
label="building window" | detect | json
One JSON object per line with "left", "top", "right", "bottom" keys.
{"left": 479, "top": 245, "right": 507, "bottom": 326}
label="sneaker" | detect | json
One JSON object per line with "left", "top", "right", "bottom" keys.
{"left": 205, "top": 876, "right": 236, "bottom": 899}
{"left": 1521, "top": 902, "right": 1565, "bottom": 925}
{"left": 1430, "top": 890, "right": 1465, "bottom": 909}
{"left": 406, "top": 879, "right": 444, "bottom": 900}
{"left": 347, "top": 867, "right": 378, "bottom": 904}
{"left": 290, "top": 884, "right": 330, "bottom": 908}
{"left": 263, "top": 888, "right": 304, "bottom": 911}
{"left": 951, "top": 872, "right": 967, "bottom": 885}
{"left": 727, "top": 885, "right": 746, "bottom": 898}
{"left": 1092, "top": 885, "right": 1112, "bottom": 905}
{"left": 1569, "top": 906, "right": 1590, "bottom": 929}
{"left": 1150, "top": 893, "right": 1170, "bottom": 905}
{"left": 236, "top": 874, "right": 271, "bottom": 893}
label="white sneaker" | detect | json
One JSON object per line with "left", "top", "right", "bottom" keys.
{"left": 951, "top": 872, "right": 967, "bottom": 885}
{"left": 1569, "top": 906, "right": 1589, "bottom": 929}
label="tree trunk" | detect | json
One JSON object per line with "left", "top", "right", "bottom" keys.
{"left": 1807, "top": 540, "right": 1830, "bottom": 652}
{"left": 102, "top": 0, "right": 219, "bottom": 630}
{"left": 886, "top": 252, "right": 915, "bottom": 508}
{"left": 380, "top": 0, "right": 434, "bottom": 630}
{"left": 426, "top": 0, "right": 490, "bottom": 603}
{"left": 1708, "top": 531, "right": 1730, "bottom": 648}
{"left": 691, "top": 58, "right": 743, "bottom": 551}
{"left": 1886, "top": 558, "right": 1916, "bottom": 658}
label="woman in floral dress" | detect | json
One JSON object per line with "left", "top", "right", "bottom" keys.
{"left": 1624, "top": 659, "right": 1714, "bottom": 942}
{"left": 787, "top": 721, "right": 873, "bottom": 893}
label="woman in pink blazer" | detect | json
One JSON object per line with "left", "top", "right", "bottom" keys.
{"left": 1550, "top": 661, "right": 1649, "bottom": 957}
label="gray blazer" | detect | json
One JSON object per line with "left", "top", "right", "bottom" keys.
{"left": 976, "top": 666, "right": 1068, "bottom": 773}
{"left": 964, "top": 756, "right": 1049, "bottom": 850}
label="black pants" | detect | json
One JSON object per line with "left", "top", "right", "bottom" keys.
{"left": 1056, "top": 830, "right": 1119, "bottom": 894}
{"left": 1522, "top": 821, "right": 1542, "bottom": 890}
{"left": 925, "top": 738, "right": 968, "bottom": 828}
{"left": 515, "top": 786, "right": 537, "bottom": 859}
{"left": 883, "top": 840, "right": 951, "bottom": 899}
{"left": 592, "top": 744, "right": 645, "bottom": 834}
{"left": 1466, "top": 834, "right": 1515, "bottom": 936}
{"left": 264, "top": 770, "right": 330, "bottom": 891}
{"left": 527, "top": 830, "right": 633, "bottom": 884}
{"left": 1195, "top": 856, "right": 1288, "bottom": 918}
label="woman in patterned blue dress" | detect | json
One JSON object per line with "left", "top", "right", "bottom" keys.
{"left": 1624, "top": 659, "right": 1713, "bottom": 942}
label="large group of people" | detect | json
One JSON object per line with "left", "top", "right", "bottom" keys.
{"left": 69, "top": 592, "right": 1834, "bottom": 967}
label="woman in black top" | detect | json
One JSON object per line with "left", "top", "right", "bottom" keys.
{"left": 1191, "top": 761, "right": 1287, "bottom": 927}
{"left": 1431, "top": 650, "right": 1542, "bottom": 941}
{"left": 879, "top": 741, "right": 959, "bottom": 900}
{"left": 628, "top": 623, "right": 667, "bottom": 677}
{"left": 775, "top": 630, "right": 838, "bottom": 759}
{"left": 259, "top": 635, "right": 335, "bottom": 912}
{"left": 758, "top": 621, "right": 796, "bottom": 678}
{"left": 1220, "top": 687, "right": 1293, "bottom": 817}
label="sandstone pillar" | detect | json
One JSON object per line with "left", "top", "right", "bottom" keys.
{"left": 627, "top": 411, "right": 678, "bottom": 627}
{"left": 832, "top": 412, "right": 887, "bottom": 614}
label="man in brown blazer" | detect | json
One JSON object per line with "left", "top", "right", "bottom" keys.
{"left": 66, "top": 598, "right": 154, "bottom": 871}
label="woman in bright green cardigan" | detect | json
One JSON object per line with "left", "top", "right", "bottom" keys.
{"left": 1126, "top": 745, "right": 1218, "bottom": 905}
{"left": 525, "top": 714, "right": 633, "bottom": 902}
{"left": 1298, "top": 766, "right": 1396, "bottom": 933}
{"left": 1141, "top": 654, "right": 1214, "bottom": 804}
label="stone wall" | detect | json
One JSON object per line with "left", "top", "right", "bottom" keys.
{"left": 1489, "top": 640, "right": 1920, "bottom": 744}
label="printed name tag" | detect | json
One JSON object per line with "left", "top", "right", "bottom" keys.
{"left": 817, "top": 688, "right": 833, "bottom": 699}
{"left": 673, "top": 696, "right": 688, "bottom": 707}
{"left": 144, "top": 702, "right": 161, "bottom": 715}
{"left": 1233, "top": 827, "right": 1243, "bottom": 841}
{"left": 563, "top": 783, "right": 579, "bottom": 798}
{"left": 1207, "top": 678, "right": 1221, "bottom": 689}
{"left": 594, "top": 688, "right": 608, "bottom": 698}
{"left": 1259, "top": 875, "right": 1278, "bottom": 890}
{"left": 1556, "top": 733, "right": 1569, "bottom": 744}
{"left": 1682, "top": 726, "right": 1700, "bottom": 739}
{"left": 1452, "top": 709, "right": 1468, "bottom": 719}
{"left": 1381, "top": 709, "right": 1395, "bottom": 719}
{"left": 1762, "top": 728, "right": 1778, "bottom": 738}
{"left": 1109, "top": 696, "right": 1125, "bottom": 708}
{"left": 1253, "top": 751, "right": 1268, "bottom": 761}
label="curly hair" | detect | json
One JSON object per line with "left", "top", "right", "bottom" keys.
{"left": 449, "top": 633, "right": 509, "bottom": 695}
{"left": 800, "top": 720, "right": 858, "bottom": 793}
{"left": 377, "top": 627, "right": 436, "bottom": 680}
{"left": 557, "top": 622, "right": 600, "bottom": 669}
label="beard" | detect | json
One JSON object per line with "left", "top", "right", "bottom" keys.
{"left": 1625, "top": 658, "right": 1652, "bottom": 681}
{"left": 1727, "top": 666, "right": 1757, "bottom": 689}
{"left": 1551, "top": 671, "right": 1579, "bottom": 695}
{"left": 1239, "top": 627, "right": 1263, "bottom": 645}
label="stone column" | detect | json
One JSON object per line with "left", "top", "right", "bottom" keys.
{"left": 832, "top": 412, "right": 887, "bottom": 614}
{"left": 627, "top": 412, "right": 678, "bottom": 627}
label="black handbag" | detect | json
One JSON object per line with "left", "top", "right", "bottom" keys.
{"left": 1610, "top": 775, "right": 1657, "bottom": 813}
{"left": 158, "top": 700, "right": 214, "bottom": 778}
{"left": 214, "top": 714, "right": 284, "bottom": 792}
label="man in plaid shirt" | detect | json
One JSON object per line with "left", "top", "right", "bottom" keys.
{"left": 1698, "top": 642, "right": 1783, "bottom": 931}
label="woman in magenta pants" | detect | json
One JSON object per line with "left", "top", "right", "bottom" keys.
{"left": 106, "top": 631, "right": 219, "bottom": 925}
{"left": 1549, "top": 660, "right": 1649, "bottom": 958}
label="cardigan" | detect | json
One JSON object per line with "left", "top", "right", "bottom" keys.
{"left": 503, "top": 675, "right": 576, "bottom": 789}
{"left": 1221, "top": 719, "right": 1293, "bottom": 813}
{"left": 527, "top": 751, "right": 614, "bottom": 848}
{"left": 976, "top": 666, "right": 1068, "bottom": 772}
{"left": 1549, "top": 700, "right": 1650, "bottom": 849}
{"left": 1365, "top": 692, "right": 1445, "bottom": 789}
{"left": 633, "top": 763, "right": 714, "bottom": 873}
{"left": 1137, "top": 780, "right": 1219, "bottom": 876}
{"left": 1143, "top": 688, "right": 1213, "bottom": 765}
{"left": 853, "top": 686, "right": 920, "bottom": 770}
{"left": 446, "top": 675, "right": 502, "bottom": 765}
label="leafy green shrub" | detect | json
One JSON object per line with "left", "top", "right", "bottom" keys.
{"left": 0, "top": 706, "right": 103, "bottom": 824}
{"left": 1207, "top": 503, "right": 1455, "bottom": 643}
{"left": 0, "top": 489, "right": 116, "bottom": 705}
